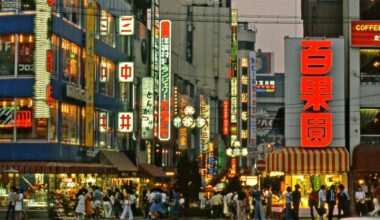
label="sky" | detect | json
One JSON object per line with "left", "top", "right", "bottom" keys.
{"left": 231, "top": 0, "right": 304, "bottom": 73}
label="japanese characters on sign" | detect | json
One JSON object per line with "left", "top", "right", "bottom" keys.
{"left": 158, "top": 20, "right": 171, "bottom": 141}
{"left": 118, "top": 62, "right": 134, "bottom": 82}
{"left": 351, "top": 21, "right": 380, "bottom": 47}
{"left": 46, "top": 84, "right": 54, "bottom": 106}
{"left": 99, "top": 112, "right": 108, "bottom": 133}
{"left": 240, "top": 58, "right": 249, "bottom": 146}
{"left": 200, "top": 95, "right": 210, "bottom": 152}
{"left": 141, "top": 77, "right": 154, "bottom": 139}
{"left": 300, "top": 40, "right": 333, "bottom": 148}
{"left": 222, "top": 100, "right": 229, "bottom": 136}
{"left": 100, "top": 16, "right": 108, "bottom": 36}
{"left": 230, "top": 9, "right": 238, "bottom": 147}
{"left": 100, "top": 61, "right": 108, "bottom": 82}
{"left": 119, "top": 16, "right": 134, "bottom": 35}
{"left": 256, "top": 80, "right": 276, "bottom": 93}
{"left": 249, "top": 52, "right": 257, "bottom": 148}
{"left": 118, "top": 112, "right": 133, "bottom": 133}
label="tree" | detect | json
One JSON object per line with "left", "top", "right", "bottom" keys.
{"left": 176, "top": 153, "right": 202, "bottom": 206}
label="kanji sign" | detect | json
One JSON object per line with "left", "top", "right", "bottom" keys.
{"left": 119, "top": 16, "right": 134, "bottom": 35}
{"left": 300, "top": 40, "right": 333, "bottom": 148}
{"left": 100, "top": 61, "right": 108, "bottom": 82}
{"left": 141, "top": 77, "right": 154, "bottom": 139}
{"left": 158, "top": 20, "right": 171, "bottom": 141}
{"left": 118, "top": 112, "right": 133, "bottom": 132}
{"left": 222, "top": 99, "right": 229, "bottom": 136}
{"left": 99, "top": 112, "right": 108, "bottom": 133}
{"left": 118, "top": 62, "right": 134, "bottom": 82}
{"left": 100, "top": 16, "right": 108, "bottom": 36}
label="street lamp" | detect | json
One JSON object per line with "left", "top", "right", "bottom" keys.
{"left": 172, "top": 105, "right": 207, "bottom": 129}
{"left": 225, "top": 140, "right": 248, "bottom": 157}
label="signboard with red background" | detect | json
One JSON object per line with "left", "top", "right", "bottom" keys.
{"left": 352, "top": 21, "right": 380, "bottom": 47}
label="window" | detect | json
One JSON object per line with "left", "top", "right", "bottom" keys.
{"left": 361, "top": 108, "right": 380, "bottom": 135}
{"left": 51, "top": 35, "right": 60, "bottom": 78}
{"left": 100, "top": 58, "right": 114, "bottom": 96}
{"left": 63, "top": 0, "right": 80, "bottom": 26}
{"left": 0, "top": 35, "right": 15, "bottom": 75}
{"left": 96, "top": 111, "right": 113, "bottom": 148}
{"left": 18, "top": 34, "right": 35, "bottom": 75}
{"left": 100, "top": 10, "right": 115, "bottom": 46}
{"left": 360, "top": 0, "right": 380, "bottom": 20}
{"left": 61, "top": 103, "right": 80, "bottom": 143}
{"left": 0, "top": 0, "right": 35, "bottom": 12}
{"left": 62, "top": 39, "right": 81, "bottom": 84}
{"left": 360, "top": 49, "right": 380, "bottom": 85}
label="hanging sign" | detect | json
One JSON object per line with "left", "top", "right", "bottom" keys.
{"left": 99, "top": 112, "right": 108, "bottom": 133}
{"left": 119, "top": 16, "right": 134, "bottom": 35}
{"left": 141, "top": 77, "right": 154, "bottom": 139}
{"left": 118, "top": 62, "right": 134, "bottom": 82}
{"left": 118, "top": 112, "right": 133, "bottom": 132}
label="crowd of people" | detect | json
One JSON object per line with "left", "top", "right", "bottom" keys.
{"left": 5, "top": 186, "right": 28, "bottom": 220}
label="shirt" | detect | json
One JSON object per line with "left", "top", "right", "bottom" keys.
{"left": 318, "top": 189, "right": 326, "bottom": 203}
{"left": 355, "top": 191, "right": 366, "bottom": 204}
{"left": 211, "top": 194, "right": 223, "bottom": 205}
{"left": 285, "top": 192, "right": 292, "bottom": 204}
{"left": 8, "top": 191, "right": 15, "bottom": 205}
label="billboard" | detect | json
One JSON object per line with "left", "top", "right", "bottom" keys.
{"left": 352, "top": 21, "right": 380, "bottom": 47}
{"left": 249, "top": 52, "right": 257, "bottom": 148}
{"left": 141, "top": 77, "right": 154, "bottom": 139}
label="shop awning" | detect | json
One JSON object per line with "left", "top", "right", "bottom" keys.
{"left": 266, "top": 147, "right": 349, "bottom": 174}
{"left": 353, "top": 144, "right": 380, "bottom": 171}
{"left": 101, "top": 151, "right": 138, "bottom": 175}
{"left": 138, "top": 163, "right": 168, "bottom": 180}
{"left": 0, "top": 161, "right": 118, "bottom": 174}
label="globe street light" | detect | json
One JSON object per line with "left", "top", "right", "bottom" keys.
{"left": 172, "top": 105, "right": 207, "bottom": 129}
{"left": 225, "top": 140, "right": 248, "bottom": 157}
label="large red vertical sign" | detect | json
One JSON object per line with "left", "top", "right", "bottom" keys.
{"left": 222, "top": 99, "right": 229, "bottom": 136}
{"left": 300, "top": 40, "right": 333, "bottom": 148}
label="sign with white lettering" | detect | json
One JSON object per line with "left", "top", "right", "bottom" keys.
{"left": 99, "top": 112, "right": 108, "bottom": 133}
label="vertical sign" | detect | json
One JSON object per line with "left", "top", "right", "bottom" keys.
{"left": 119, "top": 16, "right": 134, "bottom": 35}
{"left": 34, "top": 0, "right": 52, "bottom": 118}
{"left": 249, "top": 52, "right": 257, "bottom": 150}
{"left": 178, "top": 97, "right": 187, "bottom": 150}
{"left": 158, "top": 20, "right": 171, "bottom": 141}
{"left": 99, "top": 112, "right": 108, "bottom": 133}
{"left": 300, "top": 40, "right": 333, "bottom": 147}
{"left": 200, "top": 95, "right": 210, "bottom": 152}
{"left": 222, "top": 99, "right": 229, "bottom": 136}
{"left": 85, "top": 1, "right": 95, "bottom": 146}
{"left": 118, "top": 112, "right": 133, "bottom": 132}
{"left": 230, "top": 9, "right": 238, "bottom": 145}
{"left": 151, "top": 0, "right": 160, "bottom": 138}
{"left": 240, "top": 58, "right": 249, "bottom": 148}
{"left": 118, "top": 62, "right": 134, "bottom": 82}
{"left": 141, "top": 77, "right": 154, "bottom": 139}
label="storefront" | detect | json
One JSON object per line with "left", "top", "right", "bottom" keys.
{"left": 266, "top": 147, "right": 349, "bottom": 209}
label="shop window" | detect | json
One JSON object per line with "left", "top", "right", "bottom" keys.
{"left": 62, "top": 0, "right": 80, "bottom": 26}
{"left": 360, "top": 108, "right": 380, "bottom": 135}
{"left": 62, "top": 39, "right": 81, "bottom": 84}
{"left": 18, "top": 34, "right": 35, "bottom": 75}
{"left": 360, "top": 49, "right": 380, "bottom": 85}
{"left": 51, "top": 35, "right": 60, "bottom": 78}
{"left": 100, "top": 10, "right": 115, "bottom": 46}
{"left": 99, "top": 58, "right": 114, "bottom": 97}
{"left": 0, "top": 0, "right": 35, "bottom": 12}
{"left": 360, "top": 0, "right": 380, "bottom": 20}
{"left": 116, "top": 81, "right": 128, "bottom": 101}
{"left": 0, "top": 35, "right": 15, "bottom": 76}
{"left": 61, "top": 103, "right": 80, "bottom": 144}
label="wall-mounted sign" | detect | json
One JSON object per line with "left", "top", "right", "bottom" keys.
{"left": 100, "top": 16, "right": 108, "bottom": 36}
{"left": 158, "top": 20, "right": 171, "bottom": 141}
{"left": 99, "top": 112, "right": 108, "bottom": 133}
{"left": 222, "top": 99, "right": 229, "bottom": 136}
{"left": 118, "top": 62, "right": 134, "bottom": 82}
{"left": 240, "top": 57, "right": 249, "bottom": 146}
{"left": 141, "top": 77, "right": 154, "bottom": 139}
{"left": 256, "top": 80, "right": 276, "bottom": 93}
{"left": 249, "top": 52, "right": 257, "bottom": 148}
{"left": 0, "top": 0, "right": 20, "bottom": 12}
{"left": 352, "top": 21, "right": 380, "bottom": 47}
{"left": 300, "top": 40, "right": 333, "bottom": 148}
{"left": 230, "top": 9, "right": 238, "bottom": 146}
{"left": 34, "top": 0, "right": 52, "bottom": 118}
{"left": 66, "top": 84, "right": 86, "bottom": 102}
{"left": 200, "top": 95, "right": 210, "bottom": 152}
{"left": 179, "top": 127, "right": 187, "bottom": 149}
{"left": 0, "top": 109, "right": 32, "bottom": 128}
{"left": 46, "top": 84, "right": 54, "bottom": 106}
{"left": 46, "top": 50, "right": 53, "bottom": 73}
{"left": 118, "top": 112, "right": 133, "bottom": 132}
{"left": 100, "top": 61, "right": 108, "bottom": 82}
{"left": 119, "top": 16, "right": 134, "bottom": 35}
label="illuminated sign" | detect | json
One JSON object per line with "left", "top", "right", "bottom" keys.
{"left": 118, "top": 112, "right": 133, "bottom": 132}
{"left": 0, "top": 0, "right": 20, "bottom": 12}
{"left": 158, "top": 20, "right": 171, "bottom": 141}
{"left": 141, "top": 77, "right": 154, "bottom": 139}
{"left": 118, "top": 62, "right": 134, "bottom": 82}
{"left": 34, "top": 0, "right": 52, "bottom": 118}
{"left": 178, "top": 97, "right": 187, "bottom": 150}
{"left": 66, "top": 84, "right": 86, "bottom": 102}
{"left": 200, "top": 95, "right": 210, "bottom": 152}
{"left": 240, "top": 58, "right": 249, "bottom": 145}
{"left": 46, "top": 50, "right": 53, "bottom": 73}
{"left": 230, "top": 9, "right": 238, "bottom": 144}
{"left": 300, "top": 40, "right": 333, "bottom": 148}
{"left": 119, "top": 16, "right": 134, "bottom": 35}
{"left": 99, "top": 112, "right": 108, "bottom": 133}
{"left": 352, "top": 21, "right": 380, "bottom": 47}
{"left": 222, "top": 100, "right": 229, "bottom": 136}
{"left": 0, "top": 109, "right": 32, "bottom": 128}
{"left": 46, "top": 84, "right": 53, "bottom": 106}
{"left": 249, "top": 52, "right": 257, "bottom": 148}
{"left": 100, "top": 61, "right": 108, "bottom": 82}
{"left": 179, "top": 128, "right": 187, "bottom": 149}
{"left": 100, "top": 16, "right": 108, "bottom": 36}
{"left": 256, "top": 80, "right": 276, "bottom": 93}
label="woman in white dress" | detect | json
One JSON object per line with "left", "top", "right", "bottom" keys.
{"left": 14, "top": 188, "right": 24, "bottom": 220}
{"left": 75, "top": 190, "right": 86, "bottom": 219}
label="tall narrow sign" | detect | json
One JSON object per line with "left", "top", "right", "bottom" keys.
{"left": 158, "top": 20, "right": 171, "bottom": 141}
{"left": 249, "top": 52, "right": 257, "bottom": 149}
{"left": 141, "top": 77, "right": 154, "bottom": 139}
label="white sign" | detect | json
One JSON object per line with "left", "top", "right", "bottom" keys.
{"left": 100, "top": 61, "right": 108, "bottom": 82}
{"left": 118, "top": 62, "right": 134, "bottom": 82}
{"left": 100, "top": 16, "right": 108, "bottom": 36}
{"left": 141, "top": 77, "right": 154, "bottom": 139}
{"left": 119, "top": 16, "right": 134, "bottom": 35}
{"left": 99, "top": 112, "right": 108, "bottom": 133}
{"left": 200, "top": 95, "right": 210, "bottom": 152}
{"left": 118, "top": 112, "right": 133, "bottom": 132}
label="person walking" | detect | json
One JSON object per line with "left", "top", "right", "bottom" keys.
{"left": 292, "top": 184, "right": 302, "bottom": 220}
{"left": 236, "top": 189, "right": 247, "bottom": 220}
{"left": 355, "top": 186, "right": 366, "bottom": 217}
{"left": 84, "top": 189, "right": 93, "bottom": 218}
{"left": 318, "top": 185, "right": 327, "bottom": 220}
{"left": 113, "top": 188, "right": 124, "bottom": 218}
{"left": 120, "top": 190, "right": 133, "bottom": 220}
{"left": 326, "top": 185, "right": 337, "bottom": 220}
{"left": 211, "top": 191, "right": 223, "bottom": 218}
{"left": 14, "top": 188, "right": 26, "bottom": 220}
{"left": 5, "top": 186, "right": 16, "bottom": 220}
{"left": 337, "top": 184, "right": 348, "bottom": 219}
{"left": 103, "top": 189, "right": 113, "bottom": 219}
{"left": 252, "top": 185, "right": 265, "bottom": 220}
{"left": 92, "top": 186, "right": 103, "bottom": 218}
{"left": 265, "top": 186, "right": 273, "bottom": 219}
{"left": 308, "top": 187, "right": 319, "bottom": 220}
{"left": 284, "top": 186, "right": 292, "bottom": 220}
{"left": 75, "top": 189, "right": 86, "bottom": 220}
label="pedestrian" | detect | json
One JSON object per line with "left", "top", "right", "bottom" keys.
{"left": 92, "top": 186, "right": 103, "bottom": 218}
{"left": 326, "top": 185, "right": 336, "bottom": 220}
{"left": 370, "top": 186, "right": 380, "bottom": 217}
{"left": 308, "top": 187, "right": 318, "bottom": 220}
{"left": 211, "top": 191, "right": 223, "bottom": 218}
{"left": 149, "top": 189, "right": 166, "bottom": 219}
{"left": 355, "top": 186, "right": 366, "bottom": 216}
{"left": 5, "top": 186, "right": 16, "bottom": 220}
{"left": 292, "top": 184, "right": 301, "bottom": 220}
{"left": 252, "top": 185, "right": 265, "bottom": 220}
{"left": 103, "top": 189, "right": 113, "bottom": 218}
{"left": 265, "top": 186, "right": 273, "bottom": 219}
{"left": 130, "top": 190, "right": 137, "bottom": 216}
{"left": 85, "top": 188, "right": 93, "bottom": 218}
{"left": 169, "top": 189, "right": 180, "bottom": 219}
{"left": 141, "top": 190, "right": 149, "bottom": 218}
{"left": 113, "top": 188, "right": 124, "bottom": 218}
{"left": 337, "top": 184, "right": 348, "bottom": 219}
{"left": 284, "top": 186, "right": 292, "bottom": 220}
{"left": 75, "top": 189, "right": 86, "bottom": 220}
{"left": 120, "top": 190, "right": 133, "bottom": 220}
{"left": 318, "top": 185, "right": 327, "bottom": 220}
{"left": 14, "top": 187, "right": 25, "bottom": 220}
{"left": 236, "top": 188, "right": 247, "bottom": 220}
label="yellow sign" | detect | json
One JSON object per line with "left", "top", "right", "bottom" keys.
{"left": 85, "top": 2, "right": 95, "bottom": 146}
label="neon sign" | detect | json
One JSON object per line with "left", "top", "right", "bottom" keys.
{"left": 300, "top": 40, "right": 333, "bottom": 148}
{"left": 222, "top": 100, "right": 229, "bottom": 136}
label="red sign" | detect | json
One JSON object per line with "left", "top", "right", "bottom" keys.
{"left": 256, "top": 160, "right": 266, "bottom": 172}
{"left": 46, "top": 84, "right": 54, "bottom": 106}
{"left": 222, "top": 99, "right": 229, "bottom": 135}
{"left": 159, "top": 100, "right": 170, "bottom": 140}
{"left": 118, "top": 62, "right": 134, "bottom": 82}
{"left": 300, "top": 40, "right": 333, "bottom": 148}
{"left": 46, "top": 50, "right": 53, "bottom": 73}
{"left": 47, "top": 0, "right": 54, "bottom": 7}
{"left": 352, "top": 21, "right": 380, "bottom": 47}
{"left": 228, "top": 158, "right": 237, "bottom": 178}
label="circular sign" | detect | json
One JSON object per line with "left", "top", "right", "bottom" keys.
{"left": 184, "top": 105, "right": 195, "bottom": 116}
{"left": 256, "top": 160, "right": 266, "bottom": 172}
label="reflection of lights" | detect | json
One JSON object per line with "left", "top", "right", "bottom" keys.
{"left": 373, "top": 61, "right": 380, "bottom": 68}
{"left": 184, "top": 105, "right": 195, "bottom": 116}
{"left": 241, "top": 148, "right": 248, "bottom": 156}
{"left": 358, "top": 179, "right": 365, "bottom": 185}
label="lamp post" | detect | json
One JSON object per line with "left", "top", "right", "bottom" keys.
{"left": 226, "top": 140, "right": 248, "bottom": 178}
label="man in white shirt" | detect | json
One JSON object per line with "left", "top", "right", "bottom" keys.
{"left": 355, "top": 186, "right": 366, "bottom": 216}
{"left": 211, "top": 191, "right": 223, "bottom": 218}
{"left": 318, "top": 185, "right": 327, "bottom": 220}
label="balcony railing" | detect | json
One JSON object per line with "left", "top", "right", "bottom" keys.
{"left": 361, "top": 135, "right": 380, "bottom": 144}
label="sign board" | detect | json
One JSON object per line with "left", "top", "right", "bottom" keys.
{"left": 118, "top": 112, "right": 133, "bottom": 132}
{"left": 352, "top": 21, "right": 380, "bottom": 47}
{"left": 141, "top": 77, "right": 154, "bottom": 139}
{"left": 99, "top": 112, "right": 108, "bottom": 133}
{"left": 66, "top": 84, "right": 86, "bottom": 102}
{"left": 256, "top": 160, "right": 266, "bottom": 172}
{"left": 118, "top": 62, "right": 134, "bottom": 82}
{"left": 119, "top": 16, "right": 134, "bottom": 35}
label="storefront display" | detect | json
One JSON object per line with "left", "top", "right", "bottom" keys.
{"left": 0, "top": 34, "right": 15, "bottom": 75}
{"left": 62, "top": 39, "right": 81, "bottom": 84}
